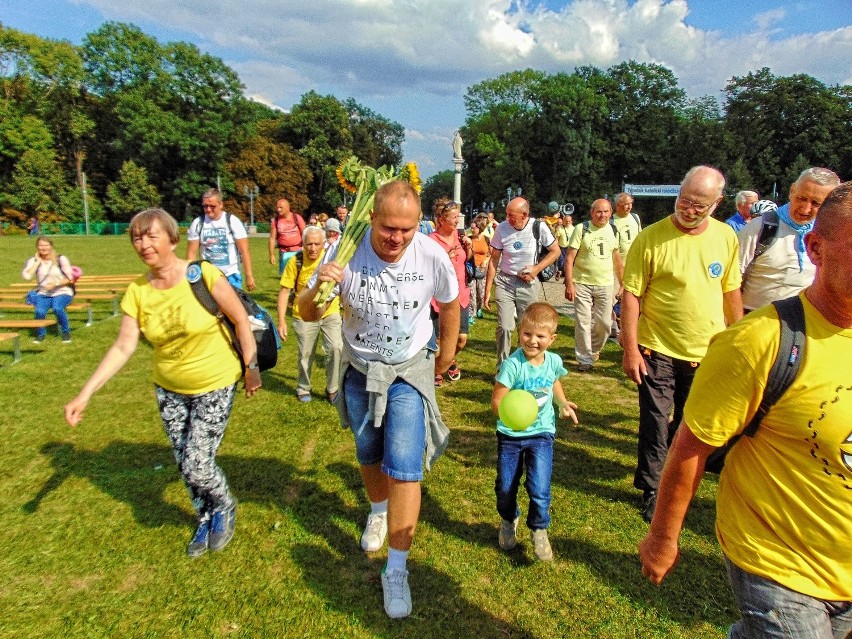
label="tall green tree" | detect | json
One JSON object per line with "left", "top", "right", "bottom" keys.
{"left": 104, "top": 160, "right": 160, "bottom": 221}
{"left": 278, "top": 91, "right": 352, "bottom": 213}
{"left": 723, "top": 68, "right": 851, "bottom": 195}
{"left": 4, "top": 147, "right": 65, "bottom": 217}
{"left": 420, "top": 170, "right": 455, "bottom": 217}
{"left": 343, "top": 98, "right": 404, "bottom": 169}
{"left": 81, "top": 22, "right": 248, "bottom": 215}
{"left": 225, "top": 121, "right": 312, "bottom": 220}
{"left": 462, "top": 70, "right": 545, "bottom": 209}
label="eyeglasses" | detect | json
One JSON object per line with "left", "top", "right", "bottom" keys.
{"left": 439, "top": 201, "right": 461, "bottom": 212}
{"left": 676, "top": 196, "right": 715, "bottom": 214}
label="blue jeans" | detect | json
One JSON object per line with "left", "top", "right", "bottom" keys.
{"left": 226, "top": 273, "right": 243, "bottom": 290}
{"left": 726, "top": 557, "right": 852, "bottom": 639}
{"left": 33, "top": 293, "right": 73, "bottom": 338}
{"left": 343, "top": 366, "right": 426, "bottom": 481}
{"left": 495, "top": 432, "right": 554, "bottom": 530}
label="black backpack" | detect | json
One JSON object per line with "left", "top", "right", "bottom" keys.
{"left": 532, "top": 220, "right": 557, "bottom": 282}
{"left": 752, "top": 208, "right": 781, "bottom": 259}
{"left": 703, "top": 295, "right": 806, "bottom": 473}
{"left": 187, "top": 261, "right": 279, "bottom": 372}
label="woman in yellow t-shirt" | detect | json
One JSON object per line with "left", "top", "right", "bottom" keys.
{"left": 64, "top": 208, "right": 261, "bottom": 558}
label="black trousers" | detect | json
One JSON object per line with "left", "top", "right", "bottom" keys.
{"left": 633, "top": 348, "right": 699, "bottom": 494}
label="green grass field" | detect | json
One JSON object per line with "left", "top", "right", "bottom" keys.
{"left": 0, "top": 234, "right": 734, "bottom": 638}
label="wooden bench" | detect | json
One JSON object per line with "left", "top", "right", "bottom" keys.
{"left": 0, "top": 285, "right": 127, "bottom": 294}
{"left": 73, "top": 293, "right": 119, "bottom": 317}
{"left": 0, "top": 292, "right": 118, "bottom": 316}
{"left": 77, "top": 274, "right": 139, "bottom": 281}
{"left": 0, "top": 332, "right": 21, "bottom": 363}
{"left": 0, "top": 302, "right": 94, "bottom": 326}
{"left": 0, "top": 319, "right": 57, "bottom": 331}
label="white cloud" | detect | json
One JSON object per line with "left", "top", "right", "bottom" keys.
{"left": 78, "top": 0, "right": 852, "bottom": 177}
{"left": 754, "top": 8, "right": 786, "bottom": 31}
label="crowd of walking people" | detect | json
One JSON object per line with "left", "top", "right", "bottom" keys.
{"left": 56, "top": 166, "right": 850, "bottom": 636}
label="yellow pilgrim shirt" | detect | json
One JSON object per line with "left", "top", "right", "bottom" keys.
{"left": 568, "top": 223, "right": 619, "bottom": 286}
{"left": 121, "top": 261, "right": 242, "bottom": 394}
{"left": 684, "top": 294, "right": 852, "bottom": 600}
{"left": 622, "top": 216, "right": 741, "bottom": 361}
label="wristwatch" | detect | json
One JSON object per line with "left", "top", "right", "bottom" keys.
{"left": 247, "top": 362, "right": 259, "bottom": 370}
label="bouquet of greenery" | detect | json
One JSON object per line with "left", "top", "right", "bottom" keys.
{"left": 313, "top": 156, "right": 421, "bottom": 305}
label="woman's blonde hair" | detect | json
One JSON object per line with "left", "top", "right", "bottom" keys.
{"left": 35, "top": 236, "right": 58, "bottom": 265}
{"left": 433, "top": 197, "right": 460, "bottom": 223}
{"left": 129, "top": 208, "right": 180, "bottom": 245}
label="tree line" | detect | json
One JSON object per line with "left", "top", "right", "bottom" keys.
{"left": 0, "top": 22, "right": 403, "bottom": 228}
{"left": 454, "top": 63, "right": 850, "bottom": 221}
{"left": 2, "top": 22, "right": 849, "bottom": 230}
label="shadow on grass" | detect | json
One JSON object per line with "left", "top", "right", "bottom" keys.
{"left": 555, "top": 536, "right": 737, "bottom": 630}
{"left": 285, "top": 470, "right": 535, "bottom": 637}
{"left": 22, "top": 441, "right": 192, "bottom": 527}
{"left": 22, "top": 441, "right": 536, "bottom": 637}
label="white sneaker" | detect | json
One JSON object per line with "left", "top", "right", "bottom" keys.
{"left": 381, "top": 567, "right": 412, "bottom": 619}
{"left": 531, "top": 529, "right": 553, "bottom": 561}
{"left": 498, "top": 517, "right": 518, "bottom": 550}
{"left": 360, "top": 512, "right": 387, "bottom": 552}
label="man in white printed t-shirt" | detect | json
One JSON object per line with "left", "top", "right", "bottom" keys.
{"left": 187, "top": 188, "right": 256, "bottom": 291}
{"left": 298, "top": 180, "right": 459, "bottom": 620}
{"left": 483, "top": 197, "right": 560, "bottom": 366}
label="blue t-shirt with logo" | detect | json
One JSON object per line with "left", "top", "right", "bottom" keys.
{"left": 495, "top": 348, "right": 567, "bottom": 437}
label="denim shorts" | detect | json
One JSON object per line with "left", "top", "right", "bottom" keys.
{"left": 343, "top": 366, "right": 427, "bottom": 481}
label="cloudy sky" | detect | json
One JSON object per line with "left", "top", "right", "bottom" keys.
{"left": 2, "top": 0, "right": 850, "bottom": 179}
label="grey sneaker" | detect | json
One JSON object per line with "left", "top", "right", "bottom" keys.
{"left": 209, "top": 507, "right": 236, "bottom": 552}
{"left": 187, "top": 519, "right": 210, "bottom": 557}
{"left": 61, "top": 332, "right": 72, "bottom": 343}
{"left": 531, "top": 529, "right": 553, "bottom": 561}
{"left": 381, "top": 567, "right": 412, "bottom": 619}
{"left": 498, "top": 517, "right": 518, "bottom": 550}
{"left": 360, "top": 511, "right": 387, "bottom": 552}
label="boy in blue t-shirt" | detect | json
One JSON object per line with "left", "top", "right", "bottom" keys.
{"left": 491, "top": 302, "right": 578, "bottom": 560}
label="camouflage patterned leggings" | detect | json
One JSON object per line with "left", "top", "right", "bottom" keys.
{"left": 156, "top": 384, "right": 237, "bottom": 522}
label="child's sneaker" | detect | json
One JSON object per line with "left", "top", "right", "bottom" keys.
{"left": 360, "top": 511, "right": 387, "bottom": 552}
{"left": 434, "top": 374, "right": 443, "bottom": 388}
{"left": 381, "top": 566, "right": 412, "bottom": 619}
{"left": 498, "top": 517, "right": 518, "bottom": 550}
{"left": 531, "top": 529, "right": 553, "bottom": 561}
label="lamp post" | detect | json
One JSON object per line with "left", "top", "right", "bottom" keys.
{"left": 243, "top": 185, "right": 259, "bottom": 230}
{"left": 502, "top": 187, "right": 522, "bottom": 208}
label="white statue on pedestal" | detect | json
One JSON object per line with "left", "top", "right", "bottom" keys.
{"left": 452, "top": 130, "right": 463, "bottom": 161}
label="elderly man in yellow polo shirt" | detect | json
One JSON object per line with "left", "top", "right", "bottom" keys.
{"left": 621, "top": 165, "right": 743, "bottom": 523}
{"left": 564, "top": 199, "right": 623, "bottom": 372}
{"left": 639, "top": 181, "right": 852, "bottom": 639}
{"left": 276, "top": 225, "right": 342, "bottom": 403}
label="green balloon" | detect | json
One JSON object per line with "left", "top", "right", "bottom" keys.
{"left": 499, "top": 389, "right": 539, "bottom": 431}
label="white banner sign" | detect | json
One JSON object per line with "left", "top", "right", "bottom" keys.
{"left": 625, "top": 184, "right": 680, "bottom": 197}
